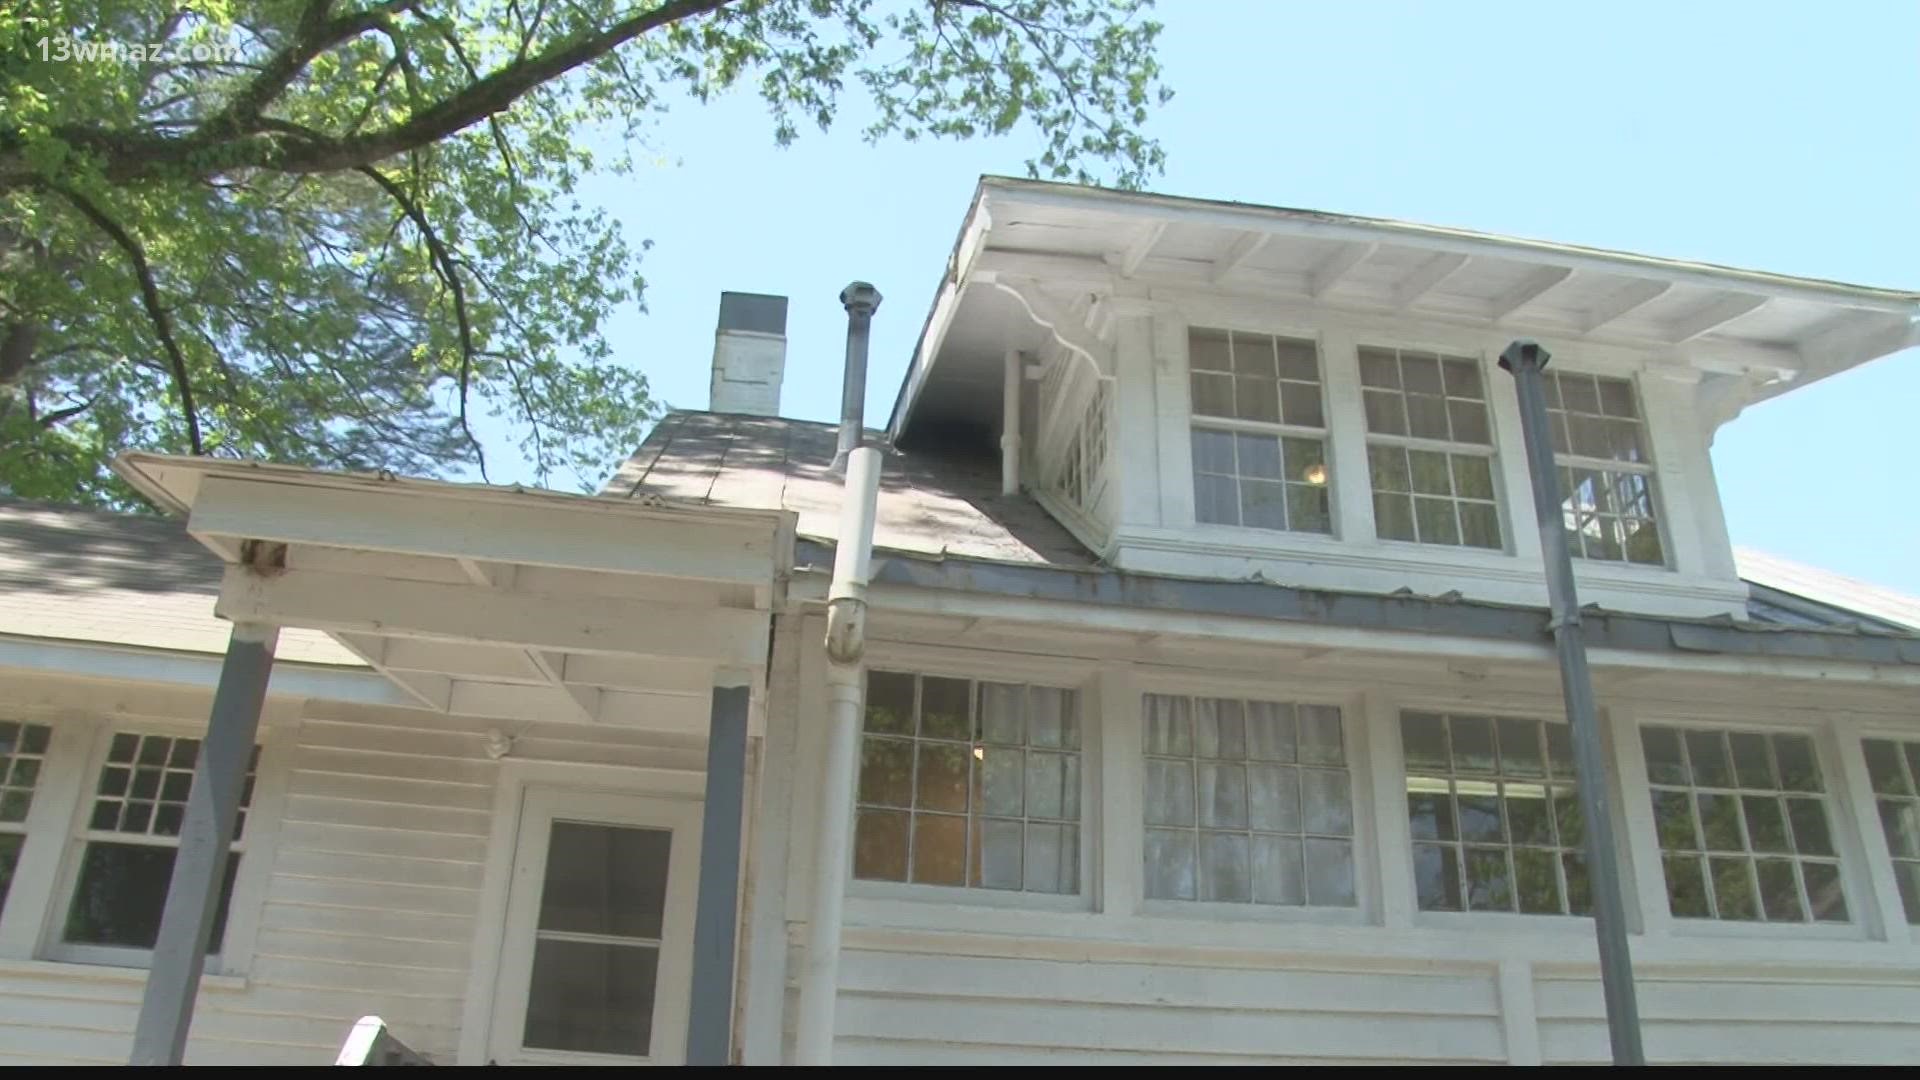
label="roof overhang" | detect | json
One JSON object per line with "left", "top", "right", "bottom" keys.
{"left": 891, "top": 176, "right": 1920, "bottom": 440}
{"left": 113, "top": 453, "right": 796, "bottom": 735}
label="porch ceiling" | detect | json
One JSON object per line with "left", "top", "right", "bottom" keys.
{"left": 113, "top": 453, "right": 795, "bottom": 734}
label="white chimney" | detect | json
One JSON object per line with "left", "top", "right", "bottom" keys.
{"left": 709, "top": 291, "right": 788, "bottom": 416}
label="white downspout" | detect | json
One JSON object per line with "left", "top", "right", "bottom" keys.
{"left": 795, "top": 283, "right": 882, "bottom": 1065}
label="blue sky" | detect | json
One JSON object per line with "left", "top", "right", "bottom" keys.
{"left": 521, "top": 0, "right": 1919, "bottom": 593}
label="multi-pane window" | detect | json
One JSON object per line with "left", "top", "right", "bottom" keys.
{"left": 1545, "top": 370, "right": 1664, "bottom": 566}
{"left": 1142, "top": 694, "right": 1356, "bottom": 907}
{"left": 1189, "top": 327, "right": 1331, "bottom": 534}
{"left": 0, "top": 721, "right": 53, "bottom": 916}
{"left": 1359, "top": 347, "right": 1502, "bottom": 549}
{"left": 523, "top": 823, "right": 670, "bottom": 1057}
{"left": 853, "top": 671, "right": 1081, "bottom": 894}
{"left": 1641, "top": 725, "right": 1847, "bottom": 923}
{"left": 63, "top": 732, "right": 259, "bottom": 952}
{"left": 1400, "top": 712, "right": 1590, "bottom": 915}
{"left": 1860, "top": 737, "right": 1920, "bottom": 924}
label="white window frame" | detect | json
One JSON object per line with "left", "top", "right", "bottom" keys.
{"left": 843, "top": 645, "right": 1100, "bottom": 913}
{"left": 1624, "top": 714, "right": 1873, "bottom": 942}
{"left": 1132, "top": 672, "right": 1372, "bottom": 929}
{"left": 0, "top": 706, "right": 287, "bottom": 977}
{"left": 1186, "top": 325, "right": 1335, "bottom": 537}
{"left": 1544, "top": 368, "right": 1670, "bottom": 568}
{"left": 39, "top": 718, "right": 288, "bottom": 973}
{"left": 481, "top": 786, "right": 702, "bottom": 1067}
{"left": 1355, "top": 345, "right": 1507, "bottom": 552}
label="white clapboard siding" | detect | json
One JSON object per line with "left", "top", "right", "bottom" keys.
{"left": 790, "top": 943, "right": 1506, "bottom": 1065}
{"left": 1535, "top": 972, "right": 1920, "bottom": 1065}
{"left": 0, "top": 696, "right": 707, "bottom": 1065}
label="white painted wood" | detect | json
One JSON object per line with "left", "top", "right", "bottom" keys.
{"left": 1110, "top": 312, "right": 1161, "bottom": 528}
{"left": 1149, "top": 310, "right": 1196, "bottom": 528}
{"left": 1606, "top": 705, "right": 1673, "bottom": 939}
{"left": 1117, "top": 221, "right": 1166, "bottom": 277}
{"left": 215, "top": 566, "right": 769, "bottom": 667}
{"left": 738, "top": 619, "right": 802, "bottom": 1065}
{"left": 1490, "top": 267, "right": 1576, "bottom": 322}
{"left": 1582, "top": 279, "right": 1673, "bottom": 332}
{"left": 1318, "top": 328, "right": 1376, "bottom": 544}
{"left": 1095, "top": 664, "right": 1142, "bottom": 917}
{"left": 1662, "top": 294, "right": 1769, "bottom": 343}
{"left": 1482, "top": 344, "right": 1545, "bottom": 564}
{"left": 186, "top": 475, "right": 781, "bottom": 587}
{"left": 1308, "top": 242, "right": 1376, "bottom": 298}
{"left": 1497, "top": 959, "right": 1543, "bottom": 1065}
{"left": 1634, "top": 368, "right": 1713, "bottom": 578}
{"left": 1363, "top": 690, "right": 1417, "bottom": 929}
{"left": 1393, "top": 253, "right": 1472, "bottom": 309}
{"left": 1209, "top": 231, "right": 1269, "bottom": 284}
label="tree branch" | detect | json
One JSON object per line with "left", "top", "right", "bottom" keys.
{"left": 45, "top": 185, "right": 205, "bottom": 454}
{"left": 352, "top": 164, "right": 489, "bottom": 482}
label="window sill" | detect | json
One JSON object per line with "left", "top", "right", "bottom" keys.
{"left": 847, "top": 879, "right": 1093, "bottom": 914}
{"left": 0, "top": 956, "right": 248, "bottom": 992}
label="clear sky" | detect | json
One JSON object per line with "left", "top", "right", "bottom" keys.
{"left": 520, "top": 0, "right": 1919, "bottom": 594}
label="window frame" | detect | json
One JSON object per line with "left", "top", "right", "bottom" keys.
{"left": 483, "top": 786, "right": 702, "bottom": 1067}
{"left": 1185, "top": 325, "right": 1336, "bottom": 537}
{"left": 1543, "top": 368, "right": 1671, "bottom": 568}
{"left": 1627, "top": 715, "right": 1871, "bottom": 941}
{"left": 39, "top": 718, "right": 288, "bottom": 972}
{"left": 1133, "top": 674, "right": 1371, "bottom": 928}
{"left": 1355, "top": 345, "right": 1508, "bottom": 552}
{"left": 1849, "top": 729, "right": 1920, "bottom": 929}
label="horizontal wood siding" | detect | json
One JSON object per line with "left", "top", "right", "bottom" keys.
{"left": 0, "top": 700, "right": 706, "bottom": 1065}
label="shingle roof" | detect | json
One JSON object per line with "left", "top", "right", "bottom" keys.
{"left": 1735, "top": 547, "right": 1920, "bottom": 632}
{"left": 606, "top": 411, "right": 1094, "bottom": 567}
{"left": 0, "top": 499, "right": 361, "bottom": 666}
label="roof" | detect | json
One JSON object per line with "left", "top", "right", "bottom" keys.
{"left": 606, "top": 411, "right": 1093, "bottom": 567}
{"left": 1736, "top": 547, "right": 1920, "bottom": 632}
{"left": 892, "top": 176, "right": 1920, "bottom": 440}
{"left": 0, "top": 499, "right": 361, "bottom": 667}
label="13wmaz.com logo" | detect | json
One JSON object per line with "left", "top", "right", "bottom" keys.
{"left": 33, "top": 36, "right": 243, "bottom": 65}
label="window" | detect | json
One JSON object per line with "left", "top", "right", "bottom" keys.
{"left": 1544, "top": 370, "right": 1664, "bottom": 565}
{"left": 1189, "top": 327, "right": 1331, "bottom": 534}
{"left": 1141, "top": 693, "right": 1355, "bottom": 907}
{"left": 1359, "top": 347, "right": 1502, "bottom": 549}
{"left": 1641, "top": 725, "right": 1847, "bottom": 923}
{"left": 485, "top": 789, "right": 697, "bottom": 1065}
{"left": 853, "top": 670, "right": 1081, "bottom": 894}
{"left": 1053, "top": 382, "right": 1111, "bottom": 516}
{"left": 0, "top": 721, "right": 53, "bottom": 917}
{"left": 1860, "top": 737, "right": 1920, "bottom": 924}
{"left": 1400, "top": 712, "right": 1589, "bottom": 915}
{"left": 62, "top": 731, "right": 258, "bottom": 954}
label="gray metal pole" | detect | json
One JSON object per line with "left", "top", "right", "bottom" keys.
{"left": 1499, "top": 339, "right": 1645, "bottom": 1066}
{"left": 130, "top": 620, "right": 279, "bottom": 1066}
{"left": 686, "top": 683, "right": 751, "bottom": 1065}
{"left": 832, "top": 282, "right": 882, "bottom": 472}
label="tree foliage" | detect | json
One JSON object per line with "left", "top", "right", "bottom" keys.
{"left": 0, "top": 0, "right": 1170, "bottom": 506}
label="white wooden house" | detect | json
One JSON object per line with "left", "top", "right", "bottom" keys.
{"left": 1, "top": 177, "right": 1918, "bottom": 1065}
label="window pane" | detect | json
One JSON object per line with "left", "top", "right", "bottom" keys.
{"left": 1234, "top": 377, "right": 1280, "bottom": 423}
{"left": 976, "top": 819, "right": 1023, "bottom": 890}
{"left": 0, "top": 834, "right": 22, "bottom": 916}
{"left": 1697, "top": 793, "right": 1744, "bottom": 852}
{"left": 1025, "top": 752, "right": 1078, "bottom": 821}
{"left": 1364, "top": 389, "right": 1408, "bottom": 435}
{"left": 65, "top": 843, "right": 239, "bottom": 950}
{"left": 1189, "top": 328, "right": 1231, "bottom": 371}
{"left": 1280, "top": 386, "right": 1324, "bottom": 428}
{"left": 1297, "top": 705, "right": 1345, "bottom": 766}
{"left": 1506, "top": 783, "right": 1553, "bottom": 846}
{"left": 978, "top": 748, "right": 1024, "bottom": 818}
{"left": 1804, "top": 861, "right": 1849, "bottom": 923}
{"left": 1514, "top": 848, "right": 1562, "bottom": 914}
{"left": 1190, "top": 372, "right": 1234, "bottom": 417}
{"left": 1401, "top": 713, "right": 1449, "bottom": 772}
{"left": 539, "top": 823, "right": 671, "bottom": 939}
{"left": 1457, "top": 789, "right": 1504, "bottom": 843}
{"left": 523, "top": 939, "right": 658, "bottom": 1057}
{"left": 1029, "top": 687, "right": 1075, "bottom": 749}
{"left": 1240, "top": 479, "right": 1286, "bottom": 531}
{"left": 1245, "top": 702, "right": 1296, "bottom": 763}
{"left": 1414, "top": 497, "right": 1460, "bottom": 546}
{"left": 1407, "top": 788, "right": 1456, "bottom": 841}
{"left": 1252, "top": 835, "right": 1305, "bottom": 906}
{"left": 1687, "top": 731, "right": 1733, "bottom": 787}
{"left": 1452, "top": 455, "right": 1495, "bottom": 501}
{"left": 1710, "top": 857, "right": 1758, "bottom": 920}
{"left": 1368, "top": 445, "right": 1411, "bottom": 493}
{"left": 864, "top": 671, "right": 915, "bottom": 735}
{"left": 1651, "top": 790, "right": 1699, "bottom": 851}
{"left": 1881, "top": 799, "right": 1920, "bottom": 858}
{"left": 910, "top": 815, "right": 967, "bottom": 885}
{"left": 1772, "top": 735, "right": 1822, "bottom": 792}
{"left": 1407, "top": 394, "right": 1450, "bottom": 440}
{"left": 1235, "top": 433, "right": 1282, "bottom": 480}
{"left": 1248, "top": 766, "right": 1301, "bottom": 832}
{"left": 853, "top": 809, "right": 908, "bottom": 881}
{"left": 1563, "top": 853, "right": 1593, "bottom": 916}
{"left": 919, "top": 678, "right": 971, "bottom": 740}
{"left": 1286, "top": 484, "right": 1331, "bottom": 534}
{"left": 1145, "top": 695, "right": 1192, "bottom": 756}
{"left": 1144, "top": 829, "right": 1197, "bottom": 900}
{"left": 1465, "top": 847, "right": 1514, "bottom": 912}
{"left": 1414, "top": 844, "right": 1462, "bottom": 911}
{"left": 1756, "top": 859, "right": 1804, "bottom": 922}
{"left": 1408, "top": 450, "right": 1453, "bottom": 495}
{"left": 1552, "top": 788, "right": 1585, "bottom": 847}
{"left": 1144, "top": 759, "right": 1195, "bottom": 827}
{"left": 1302, "top": 770, "right": 1352, "bottom": 836}
{"left": 1786, "top": 798, "right": 1834, "bottom": 856}
{"left": 1448, "top": 399, "right": 1491, "bottom": 445}
{"left": 1304, "top": 838, "right": 1356, "bottom": 907}
{"left": 916, "top": 743, "right": 970, "bottom": 814}
{"left": 1497, "top": 718, "right": 1544, "bottom": 778}
{"left": 1450, "top": 716, "right": 1496, "bottom": 774}
{"left": 1729, "top": 733, "right": 1777, "bottom": 790}
{"left": 1642, "top": 727, "right": 1686, "bottom": 785}
{"left": 1359, "top": 348, "right": 1400, "bottom": 388}
{"left": 979, "top": 684, "right": 1026, "bottom": 746}
{"left": 1191, "top": 427, "right": 1236, "bottom": 475}
{"left": 1374, "top": 494, "right": 1417, "bottom": 542}
{"left": 1863, "top": 740, "right": 1911, "bottom": 796}
{"left": 1402, "top": 354, "right": 1443, "bottom": 394}
{"left": 1195, "top": 473, "right": 1238, "bottom": 525}
{"left": 1200, "top": 832, "right": 1251, "bottom": 902}
{"left": 858, "top": 738, "right": 914, "bottom": 808}
{"left": 1195, "top": 699, "right": 1247, "bottom": 760}
{"left": 1275, "top": 338, "right": 1319, "bottom": 382}
{"left": 1664, "top": 854, "right": 1711, "bottom": 917}
{"left": 1024, "top": 823, "right": 1077, "bottom": 895}
{"left": 1198, "top": 764, "right": 1249, "bottom": 829}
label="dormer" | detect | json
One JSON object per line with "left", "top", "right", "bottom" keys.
{"left": 888, "top": 177, "right": 1920, "bottom": 620}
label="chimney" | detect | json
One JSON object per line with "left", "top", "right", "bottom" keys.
{"left": 709, "top": 291, "right": 789, "bottom": 416}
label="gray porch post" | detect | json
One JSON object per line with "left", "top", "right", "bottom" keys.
{"left": 130, "top": 620, "right": 279, "bottom": 1066}
{"left": 686, "top": 681, "right": 751, "bottom": 1065}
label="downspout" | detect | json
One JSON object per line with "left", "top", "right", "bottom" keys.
{"left": 796, "top": 282, "right": 882, "bottom": 1065}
